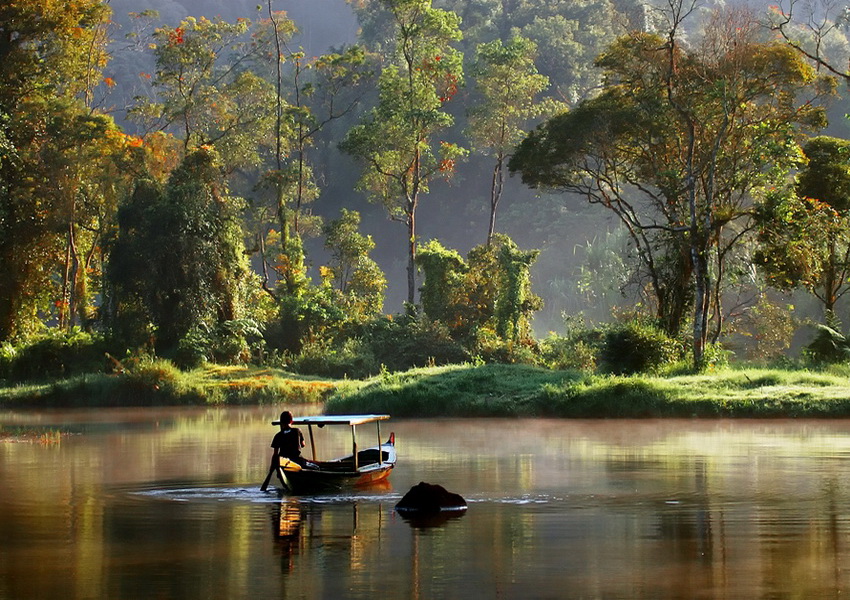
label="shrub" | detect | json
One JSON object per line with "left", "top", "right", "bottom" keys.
{"left": 348, "top": 314, "right": 469, "bottom": 372}
{"left": 124, "top": 358, "right": 183, "bottom": 392}
{"left": 292, "top": 337, "right": 379, "bottom": 379}
{"left": 212, "top": 319, "right": 264, "bottom": 364}
{"left": 0, "top": 342, "right": 16, "bottom": 381}
{"left": 539, "top": 333, "right": 600, "bottom": 371}
{"left": 174, "top": 327, "right": 211, "bottom": 370}
{"left": 699, "top": 342, "right": 732, "bottom": 371}
{"left": 471, "top": 328, "right": 540, "bottom": 365}
{"left": 599, "top": 320, "right": 682, "bottom": 375}
{"left": 3, "top": 329, "right": 110, "bottom": 381}
{"left": 804, "top": 323, "right": 850, "bottom": 364}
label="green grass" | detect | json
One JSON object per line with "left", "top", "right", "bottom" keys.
{"left": 326, "top": 364, "right": 850, "bottom": 418}
{"left": 327, "top": 363, "right": 580, "bottom": 417}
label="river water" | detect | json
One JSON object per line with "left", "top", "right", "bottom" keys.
{"left": 2, "top": 408, "right": 850, "bottom": 599}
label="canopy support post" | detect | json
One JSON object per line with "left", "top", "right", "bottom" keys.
{"left": 377, "top": 421, "right": 383, "bottom": 465}
{"left": 352, "top": 425, "right": 358, "bottom": 470}
{"left": 307, "top": 424, "right": 317, "bottom": 461}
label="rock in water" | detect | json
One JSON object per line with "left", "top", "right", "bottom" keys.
{"left": 395, "top": 482, "right": 467, "bottom": 514}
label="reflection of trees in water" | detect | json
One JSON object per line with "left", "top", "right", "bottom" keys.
{"left": 655, "top": 458, "right": 722, "bottom": 577}
{"left": 611, "top": 452, "right": 849, "bottom": 597}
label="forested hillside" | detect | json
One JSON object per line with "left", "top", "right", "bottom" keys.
{"left": 3, "top": 0, "right": 850, "bottom": 379}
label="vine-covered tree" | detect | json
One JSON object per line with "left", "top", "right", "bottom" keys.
{"left": 107, "top": 148, "right": 251, "bottom": 354}
{"left": 341, "top": 0, "right": 467, "bottom": 305}
{"left": 416, "top": 234, "right": 541, "bottom": 344}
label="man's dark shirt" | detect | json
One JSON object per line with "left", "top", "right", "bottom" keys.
{"left": 271, "top": 427, "right": 304, "bottom": 460}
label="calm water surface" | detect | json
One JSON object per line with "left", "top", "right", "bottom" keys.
{"left": 3, "top": 408, "right": 850, "bottom": 599}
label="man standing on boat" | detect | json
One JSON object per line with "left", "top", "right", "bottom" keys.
{"left": 261, "top": 411, "right": 318, "bottom": 491}
{"left": 271, "top": 411, "right": 310, "bottom": 468}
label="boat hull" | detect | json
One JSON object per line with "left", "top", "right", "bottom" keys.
{"left": 280, "top": 441, "right": 396, "bottom": 493}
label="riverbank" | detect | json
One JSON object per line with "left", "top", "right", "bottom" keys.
{"left": 0, "top": 361, "right": 343, "bottom": 408}
{"left": 325, "top": 363, "right": 850, "bottom": 418}
{"left": 4, "top": 361, "right": 850, "bottom": 418}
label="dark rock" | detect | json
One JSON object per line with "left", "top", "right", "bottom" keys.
{"left": 395, "top": 482, "right": 467, "bottom": 515}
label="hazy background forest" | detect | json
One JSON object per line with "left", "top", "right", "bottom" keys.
{"left": 101, "top": 0, "right": 620, "bottom": 330}
{"left": 6, "top": 0, "right": 850, "bottom": 382}
{"left": 102, "top": 0, "right": 850, "bottom": 327}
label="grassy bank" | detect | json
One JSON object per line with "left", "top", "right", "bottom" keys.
{"left": 326, "top": 364, "right": 850, "bottom": 418}
{"left": 5, "top": 361, "right": 850, "bottom": 417}
{"left": 0, "top": 361, "right": 344, "bottom": 408}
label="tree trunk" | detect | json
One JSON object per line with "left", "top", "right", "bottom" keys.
{"left": 825, "top": 233, "right": 837, "bottom": 316}
{"left": 407, "top": 208, "right": 416, "bottom": 305}
{"left": 59, "top": 223, "right": 74, "bottom": 330}
{"left": 487, "top": 153, "right": 505, "bottom": 245}
{"left": 691, "top": 243, "right": 710, "bottom": 368}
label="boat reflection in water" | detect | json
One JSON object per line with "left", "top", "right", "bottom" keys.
{"left": 271, "top": 498, "right": 304, "bottom": 573}
{"left": 269, "top": 491, "right": 398, "bottom": 578}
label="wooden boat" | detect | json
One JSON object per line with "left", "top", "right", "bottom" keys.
{"left": 263, "top": 414, "right": 396, "bottom": 493}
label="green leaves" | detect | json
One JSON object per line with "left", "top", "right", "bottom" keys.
{"left": 107, "top": 149, "right": 251, "bottom": 354}
{"left": 129, "top": 15, "right": 276, "bottom": 170}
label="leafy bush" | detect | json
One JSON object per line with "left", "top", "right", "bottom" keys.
{"left": 471, "top": 328, "right": 540, "bottom": 365}
{"left": 539, "top": 333, "right": 600, "bottom": 371}
{"left": 0, "top": 343, "right": 16, "bottom": 382}
{"left": 699, "top": 342, "right": 732, "bottom": 371}
{"left": 539, "top": 315, "right": 605, "bottom": 371}
{"left": 124, "top": 358, "right": 184, "bottom": 392}
{"left": 2, "top": 329, "right": 110, "bottom": 381}
{"left": 172, "top": 319, "right": 265, "bottom": 370}
{"left": 599, "top": 320, "right": 682, "bottom": 375}
{"left": 347, "top": 314, "right": 469, "bottom": 373}
{"left": 212, "top": 319, "right": 264, "bottom": 364}
{"left": 804, "top": 323, "right": 850, "bottom": 364}
{"left": 292, "top": 337, "right": 379, "bottom": 379}
{"left": 173, "top": 327, "right": 211, "bottom": 370}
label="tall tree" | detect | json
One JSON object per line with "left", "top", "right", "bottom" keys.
{"left": 771, "top": 0, "right": 850, "bottom": 83}
{"left": 255, "top": 35, "right": 371, "bottom": 299}
{"left": 107, "top": 148, "right": 251, "bottom": 353}
{"left": 341, "top": 0, "right": 466, "bottom": 305}
{"left": 322, "top": 208, "right": 387, "bottom": 320}
{"left": 510, "top": 5, "right": 831, "bottom": 367}
{"left": 0, "top": 0, "right": 114, "bottom": 341}
{"left": 466, "top": 35, "right": 558, "bottom": 245}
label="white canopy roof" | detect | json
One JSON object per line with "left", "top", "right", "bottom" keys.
{"left": 272, "top": 414, "right": 390, "bottom": 426}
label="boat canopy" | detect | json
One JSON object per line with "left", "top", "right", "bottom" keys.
{"left": 272, "top": 414, "right": 391, "bottom": 426}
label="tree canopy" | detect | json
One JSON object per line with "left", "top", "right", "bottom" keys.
{"left": 510, "top": 9, "right": 833, "bottom": 366}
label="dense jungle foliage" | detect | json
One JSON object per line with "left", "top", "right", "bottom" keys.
{"left": 4, "top": 0, "right": 850, "bottom": 388}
